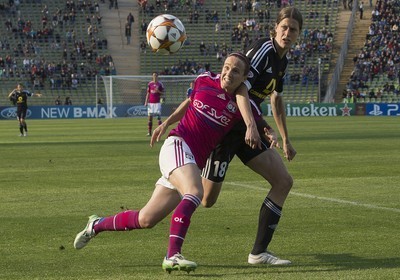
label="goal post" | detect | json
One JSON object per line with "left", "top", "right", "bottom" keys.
{"left": 101, "top": 75, "right": 197, "bottom": 118}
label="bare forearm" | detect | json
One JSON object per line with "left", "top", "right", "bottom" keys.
{"left": 163, "top": 99, "right": 190, "bottom": 127}
{"left": 235, "top": 83, "right": 260, "bottom": 149}
{"left": 271, "top": 93, "right": 289, "bottom": 143}
{"left": 236, "top": 84, "right": 256, "bottom": 130}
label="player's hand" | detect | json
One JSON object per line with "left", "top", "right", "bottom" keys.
{"left": 263, "top": 127, "right": 280, "bottom": 149}
{"left": 283, "top": 141, "right": 296, "bottom": 161}
{"left": 36, "top": 92, "right": 42, "bottom": 97}
{"left": 245, "top": 124, "right": 261, "bottom": 149}
{"left": 150, "top": 122, "right": 168, "bottom": 147}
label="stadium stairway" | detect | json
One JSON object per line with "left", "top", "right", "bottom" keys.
{"left": 334, "top": 5, "right": 372, "bottom": 102}
{"left": 99, "top": 0, "right": 140, "bottom": 75}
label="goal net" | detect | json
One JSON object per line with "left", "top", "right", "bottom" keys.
{"left": 101, "top": 75, "right": 197, "bottom": 118}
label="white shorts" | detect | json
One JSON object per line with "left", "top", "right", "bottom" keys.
{"left": 157, "top": 136, "right": 197, "bottom": 190}
{"left": 147, "top": 103, "right": 161, "bottom": 116}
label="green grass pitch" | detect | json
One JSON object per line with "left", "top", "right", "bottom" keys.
{"left": 0, "top": 117, "right": 399, "bottom": 280}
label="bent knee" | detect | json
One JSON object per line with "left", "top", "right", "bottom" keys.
{"left": 271, "top": 173, "right": 293, "bottom": 193}
{"left": 138, "top": 216, "right": 158, "bottom": 229}
{"left": 280, "top": 174, "right": 294, "bottom": 192}
{"left": 201, "top": 198, "right": 217, "bottom": 208}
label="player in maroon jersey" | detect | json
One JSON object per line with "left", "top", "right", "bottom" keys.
{"left": 144, "top": 72, "right": 164, "bottom": 136}
{"left": 7, "top": 83, "right": 42, "bottom": 136}
{"left": 73, "top": 53, "right": 261, "bottom": 273}
{"left": 201, "top": 7, "right": 303, "bottom": 265}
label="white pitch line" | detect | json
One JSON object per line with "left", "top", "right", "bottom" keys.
{"left": 226, "top": 181, "right": 400, "bottom": 214}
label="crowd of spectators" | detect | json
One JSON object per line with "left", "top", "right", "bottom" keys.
{"left": 0, "top": 0, "right": 114, "bottom": 91}
{"left": 138, "top": 0, "right": 335, "bottom": 90}
{"left": 344, "top": 0, "right": 400, "bottom": 102}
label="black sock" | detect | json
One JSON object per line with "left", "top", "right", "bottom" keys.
{"left": 251, "top": 197, "right": 282, "bottom": 255}
{"left": 19, "top": 124, "right": 24, "bottom": 134}
{"left": 23, "top": 124, "right": 28, "bottom": 132}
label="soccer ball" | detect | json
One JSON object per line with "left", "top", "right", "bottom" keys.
{"left": 146, "top": 14, "right": 187, "bottom": 55}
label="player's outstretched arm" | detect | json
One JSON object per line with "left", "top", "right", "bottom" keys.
{"left": 150, "top": 98, "right": 190, "bottom": 147}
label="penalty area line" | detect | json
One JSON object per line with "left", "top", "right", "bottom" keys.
{"left": 226, "top": 181, "right": 400, "bottom": 214}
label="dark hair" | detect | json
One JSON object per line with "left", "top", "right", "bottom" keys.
{"left": 270, "top": 7, "right": 303, "bottom": 37}
{"left": 227, "top": 52, "right": 250, "bottom": 75}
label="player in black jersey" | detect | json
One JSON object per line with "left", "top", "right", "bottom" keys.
{"left": 201, "top": 7, "right": 303, "bottom": 265}
{"left": 8, "top": 83, "right": 42, "bottom": 136}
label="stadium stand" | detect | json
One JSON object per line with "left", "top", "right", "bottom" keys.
{"left": 1, "top": 0, "right": 397, "bottom": 106}
{"left": 138, "top": 0, "right": 339, "bottom": 104}
{"left": 342, "top": 0, "right": 399, "bottom": 103}
{"left": 0, "top": 0, "right": 111, "bottom": 105}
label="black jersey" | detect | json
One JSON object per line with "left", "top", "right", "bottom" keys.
{"left": 244, "top": 38, "right": 288, "bottom": 105}
{"left": 13, "top": 90, "right": 33, "bottom": 108}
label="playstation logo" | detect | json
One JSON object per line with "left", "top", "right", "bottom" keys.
{"left": 368, "top": 104, "right": 383, "bottom": 116}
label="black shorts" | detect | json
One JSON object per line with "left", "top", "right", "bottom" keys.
{"left": 201, "top": 122, "right": 270, "bottom": 183}
{"left": 17, "top": 106, "right": 28, "bottom": 120}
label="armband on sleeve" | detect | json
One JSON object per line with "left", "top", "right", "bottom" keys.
{"left": 243, "top": 80, "right": 252, "bottom": 91}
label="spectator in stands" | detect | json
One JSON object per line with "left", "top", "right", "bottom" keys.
{"left": 232, "top": 0, "right": 237, "bottom": 12}
{"left": 125, "top": 20, "right": 131, "bottom": 45}
{"left": 5, "top": 18, "right": 12, "bottom": 31}
{"left": 127, "top": 12, "right": 134, "bottom": 27}
{"left": 65, "top": 96, "right": 72, "bottom": 105}
{"left": 199, "top": 41, "right": 206, "bottom": 55}
{"left": 55, "top": 96, "right": 62, "bottom": 105}
{"left": 140, "top": 40, "right": 147, "bottom": 53}
{"left": 186, "top": 82, "right": 193, "bottom": 98}
{"left": 359, "top": 1, "right": 364, "bottom": 20}
{"left": 141, "top": 19, "right": 148, "bottom": 35}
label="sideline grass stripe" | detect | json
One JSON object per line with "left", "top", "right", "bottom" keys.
{"left": 226, "top": 181, "right": 400, "bottom": 213}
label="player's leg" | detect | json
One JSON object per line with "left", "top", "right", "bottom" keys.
{"left": 200, "top": 133, "right": 239, "bottom": 207}
{"left": 163, "top": 163, "right": 202, "bottom": 273}
{"left": 73, "top": 184, "right": 181, "bottom": 249}
{"left": 147, "top": 114, "right": 153, "bottom": 136}
{"left": 244, "top": 148, "right": 293, "bottom": 265}
{"left": 20, "top": 108, "right": 28, "bottom": 136}
{"left": 138, "top": 182, "right": 181, "bottom": 228}
{"left": 147, "top": 104, "right": 154, "bottom": 136}
{"left": 201, "top": 178, "right": 222, "bottom": 208}
{"left": 18, "top": 119, "right": 24, "bottom": 136}
{"left": 158, "top": 137, "right": 202, "bottom": 272}
{"left": 17, "top": 110, "right": 24, "bottom": 136}
{"left": 156, "top": 103, "right": 162, "bottom": 125}
{"left": 157, "top": 114, "right": 162, "bottom": 126}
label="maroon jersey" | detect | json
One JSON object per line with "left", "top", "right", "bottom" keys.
{"left": 147, "top": 81, "right": 164, "bottom": 103}
{"left": 169, "top": 72, "right": 245, "bottom": 169}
